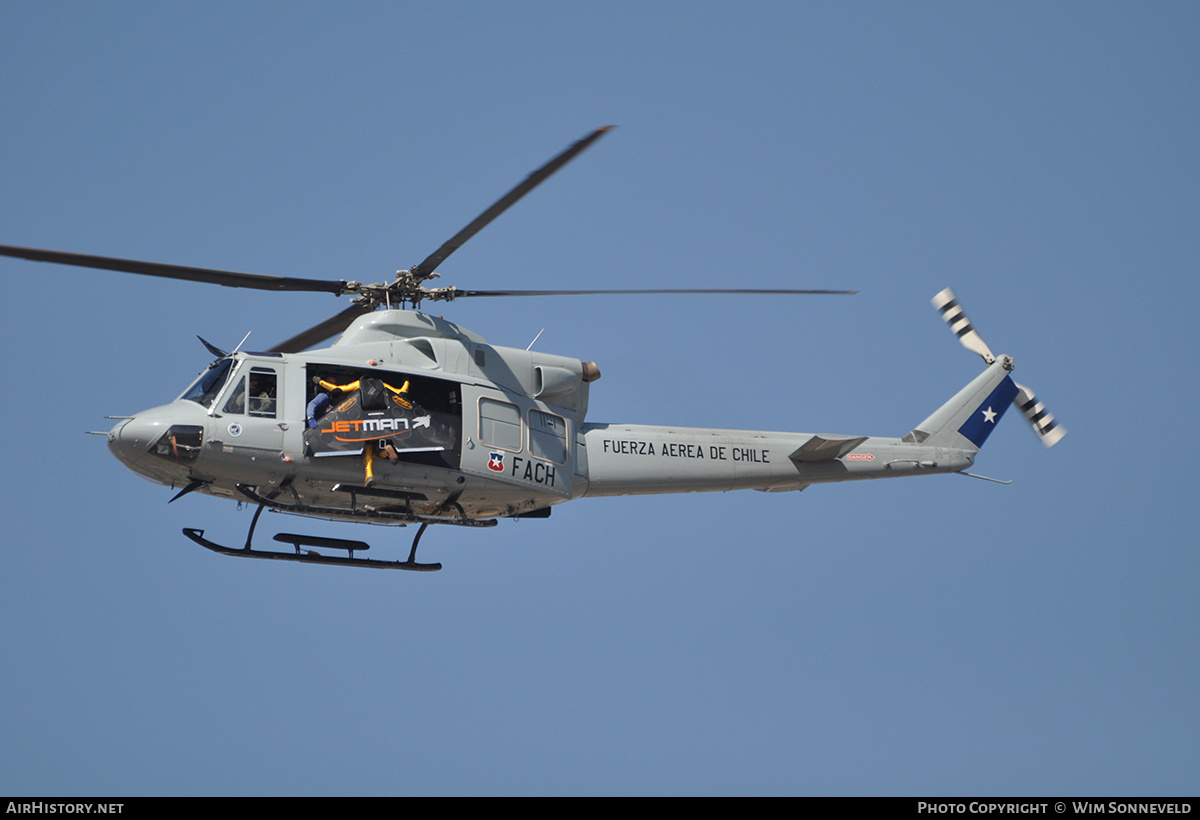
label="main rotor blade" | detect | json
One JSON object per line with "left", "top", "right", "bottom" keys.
{"left": 410, "top": 126, "right": 614, "bottom": 281}
{"left": 0, "top": 244, "right": 349, "bottom": 294}
{"left": 269, "top": 303, "right": 377, "bottom": 353}
{"left": 452, "top": 287, "right": 859, "bottom": 297}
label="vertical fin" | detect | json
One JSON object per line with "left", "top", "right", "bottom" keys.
{"left": 909, "top": 359, "right": 1017, "bottom": 450}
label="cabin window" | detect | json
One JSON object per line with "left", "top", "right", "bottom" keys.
{"left": 479, "top": 398, "right": 522, "bottom": 452}
{"left": 528, "top": 409, "right": 567, "bottom": 464}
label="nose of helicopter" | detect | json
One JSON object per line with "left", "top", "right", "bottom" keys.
{"left": 107, "top": 404, "right": 207, "bottom": 480}
{"left": 107, "top": 415, "right": 156, "bottom": 467}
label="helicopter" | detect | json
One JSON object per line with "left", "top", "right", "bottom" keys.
{"left": 0, "top": 127, "right": 1063, "bottom": 571}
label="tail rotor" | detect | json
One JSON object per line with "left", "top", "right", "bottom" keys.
{"left": 932, "top": 287, "right": 995, "bottom": 364}
{"left": 1014, "top": 382, "right": 1067, "bottom": 448}
{"left": 932, "top": 287, "right": 1066, "bottom": 448}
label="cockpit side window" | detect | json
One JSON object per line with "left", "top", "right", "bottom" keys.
{"left": 222, "top": 377, "right": 246, "bottom": 414}
{"left": 247, "top": 368, "right": 277, "bottom": 418}
{"left": 218, "top": 366, "right": 278, "bottom": 417}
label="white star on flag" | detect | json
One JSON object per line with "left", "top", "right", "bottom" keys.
{"left": 982, "top": 406, "right": 997, "bottom": 423}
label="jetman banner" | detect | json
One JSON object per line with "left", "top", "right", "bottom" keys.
{"left": 303, "top": 377, "right": 456, "bottom": 457}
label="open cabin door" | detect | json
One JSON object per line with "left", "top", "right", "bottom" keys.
{"left": 301, "top": 365, "right": 463, "bottom": 471}
{"left": 461, "top": 385, "right": 573, "bottom": 500}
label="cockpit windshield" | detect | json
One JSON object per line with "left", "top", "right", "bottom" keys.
{"left": 180, "top": 359, "right": 234, "bottom": 408}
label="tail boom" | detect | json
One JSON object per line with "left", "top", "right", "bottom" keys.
{"left": 576, "top": 424, "right": 974, "bottom": 498}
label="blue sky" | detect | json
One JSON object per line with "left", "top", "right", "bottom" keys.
{"left": 2, "top": 2, "right": 1197, "bottom": 796}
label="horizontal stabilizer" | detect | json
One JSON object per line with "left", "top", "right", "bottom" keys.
{"left": 790, "top": 435, "right": 869, "bottom": 463}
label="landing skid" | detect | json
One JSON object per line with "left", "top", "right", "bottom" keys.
{"left": 183, "top": 526, "right": 442, "bottom": 571}
{"left": 181, "top": 485, "right": 497, "bottom": 571}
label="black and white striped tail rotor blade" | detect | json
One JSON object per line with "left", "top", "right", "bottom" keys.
{"left": 932, "top": 287, "right": 995, "bottom": 364}
{"left": 1014, "top": 382, "right": 1067, "bottom": 448}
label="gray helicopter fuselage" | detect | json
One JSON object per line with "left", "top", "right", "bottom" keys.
{"left": 107, "top": 309, "right": 992, "bottom": 523}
